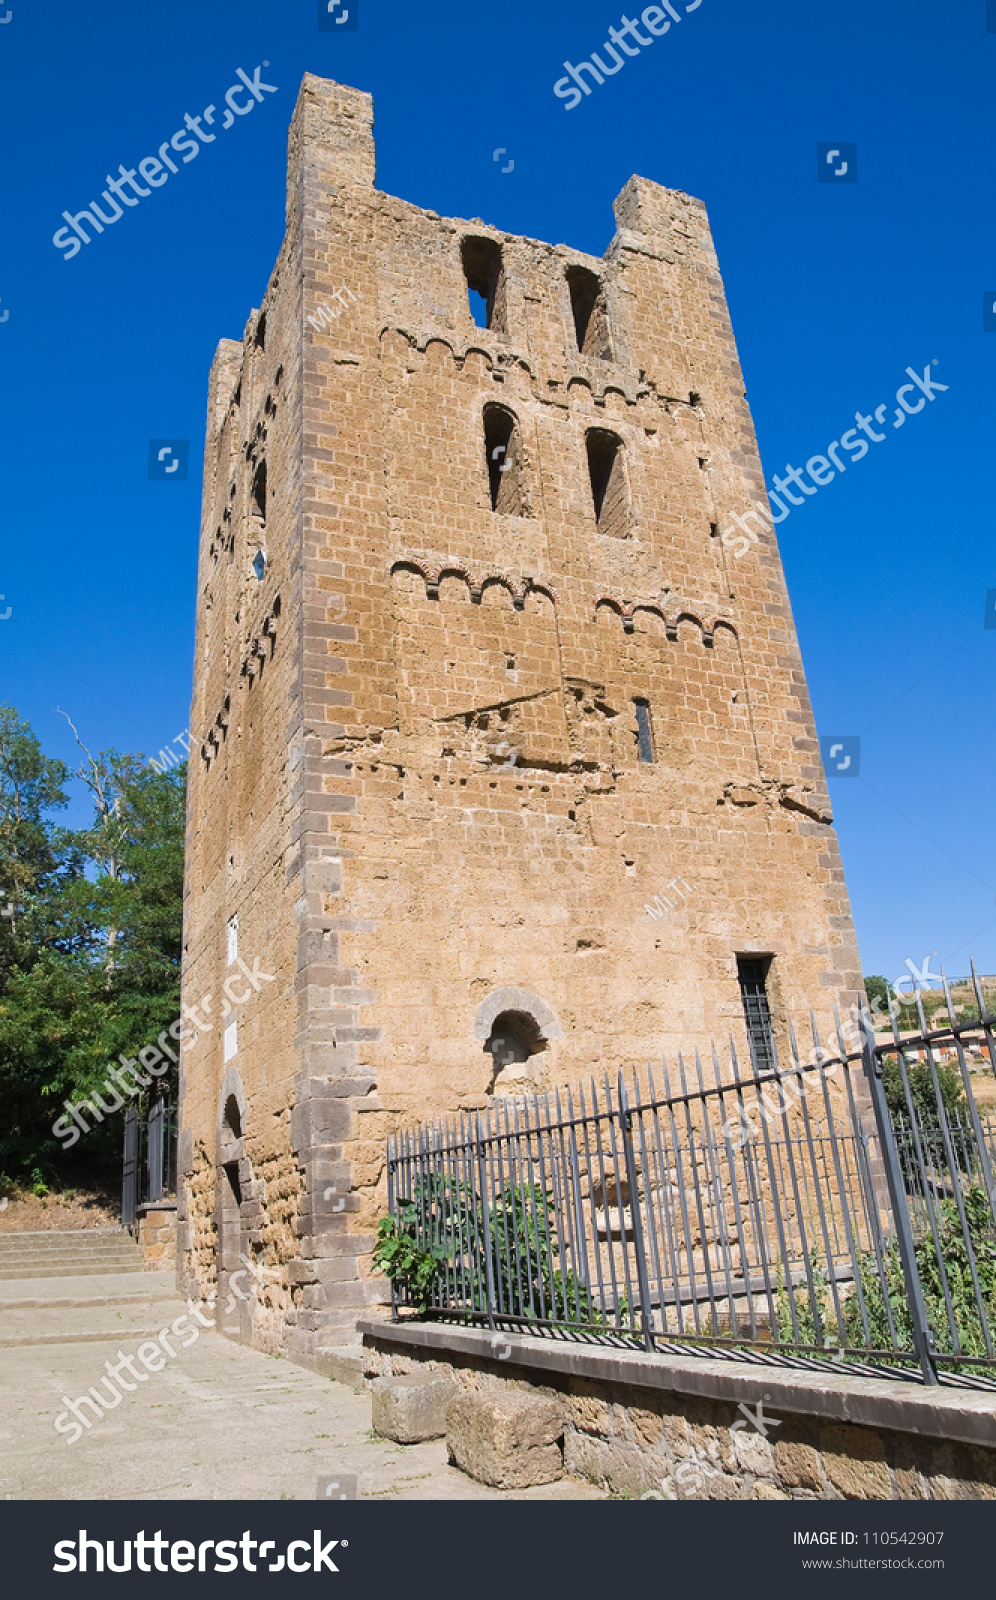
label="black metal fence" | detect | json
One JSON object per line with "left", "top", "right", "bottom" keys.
{"left": 385, "top": 969, "right": 996, "bottom": 1388}
{"left": 122, "top": 1095, "right": 177, "bottom": 1233}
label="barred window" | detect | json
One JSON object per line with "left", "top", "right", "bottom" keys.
{"left": 737, "top": 956, "right": 777, "bottom": 1074}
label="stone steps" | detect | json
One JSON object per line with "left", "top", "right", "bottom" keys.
{"left": 0, "top": 1227, "right": 143, "bottom": 1280}
{"left": 0, "top": 1268, "right": 187, "bottom": 1347}
{"left": 316, "top": 1345, "right": 365, "bottom": 1386}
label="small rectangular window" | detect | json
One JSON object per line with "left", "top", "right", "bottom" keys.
{"left": 634, "top": 701, "right": 654, "bottom": 763}
{"left": 737, "top": 956, "right": 777, "bottom": 1074}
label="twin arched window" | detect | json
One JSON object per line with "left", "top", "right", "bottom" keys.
{"left": 481, "top": 409, "right": 628, "bottom": 534}
{"left": 461, "top": 238, "right": 613, "bottom": 363}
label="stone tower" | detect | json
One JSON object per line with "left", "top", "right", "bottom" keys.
{"left": 176, "top": 73, "right": 863, "bottom": 1362}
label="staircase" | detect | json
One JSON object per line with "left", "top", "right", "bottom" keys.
{"left": 0, "top": 1227, "right": 187, "bottom": 1348}
{"left": 0, "top": 1227, "right": 143, "bottom": 1280}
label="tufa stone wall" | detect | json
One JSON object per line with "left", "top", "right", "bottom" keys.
{"left": 361, "top": 1327, "right": 996, "bottom": 1501}
{"left": 177, "top": 71, "right": 863, "bottom": 1363}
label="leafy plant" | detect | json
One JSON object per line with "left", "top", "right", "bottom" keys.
{"left": 883, "top": 1057, "right": 964, "bottom": 1121}
{"left": 372, "top": 1204, "right": 449, "bottom": 1314}
{"left": 0, "top": 705, "right": 185, "bottom": 1179}
{"left": 374, "top": 1176, "right": 598, "bottom": 1327}
{"left": 775, "top": 1185, "right": 996, "bottom": 1370}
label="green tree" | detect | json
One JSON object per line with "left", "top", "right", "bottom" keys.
{"left": 0, "top": 704, "right": 74, "bottom": 985}
{"left": 863, "top": 975, "right": 891, "bottom": 1016}
{"left": 0, "top": 709, "right": 185, "bottom": 1184}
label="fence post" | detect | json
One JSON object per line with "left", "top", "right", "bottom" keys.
{"left": 122, "top": 1104, "right": 138, "bottom": 1236}
{"left": 860, "top": 1018, "right": 938, "bottom": 1385}
{"left": 386, "top": 1136, "right": 399, "bottom": 1323}
{"left": 618, "top": 1073, "right": 655, "bottom": 1354}
{"left": 476, "top": 1111, "right": 498, "bottom": 1331}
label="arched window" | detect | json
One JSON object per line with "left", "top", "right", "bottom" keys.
{"left": 566, "top": 265, "right": 611, "bottom": 359}
{"left": 483, "top": 404, "right": 524, "bottom": 515}
{"left": 585, "top": 428, "right": 628, "bottom": 537}
{"left": 462, "top": 235, "right": 507, "bottom": 332}
{"left": 484, "top": 1010, "right": 545, "bottom": 1089}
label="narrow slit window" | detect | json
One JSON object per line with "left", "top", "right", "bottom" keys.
{"left": 483, "top": 404, "right": 524, "bottom": 515}
{"left": 585, "top": 428, "right": 628, "bottom": 537}
{"left": 251, "top": 460, "right": 267, "bottom": 521}
{"left": 737, "top": 956, "right": 777, "bottom": 1075}
{"left": 566, "top": 265, "right": 611, "bottom": 359}
{"left": 462, "top": 236, "right": 507, "bottom": 332}
{"left": 634, "top": 701, "right": 654, "bottom": 763}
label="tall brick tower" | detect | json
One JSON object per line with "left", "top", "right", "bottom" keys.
{"left": 176, "top": 73, "right": 863, "bottom": 1362}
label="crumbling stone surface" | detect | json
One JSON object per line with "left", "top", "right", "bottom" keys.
{"left": 775, "top": 1435, "right": 825, "bottom": 1493}
{"left": 446, "top": 1390, "right": 565, "bottom": 1488}
{"left": 372, "top": 1373, "right": 454, "bottom": 1443}
{"left": 820, "top": 1424, "right": 891, "bottom": 1501}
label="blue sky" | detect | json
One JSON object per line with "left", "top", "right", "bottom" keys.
{"left": 0, "top": 0, "right": 992, "bottom": 984}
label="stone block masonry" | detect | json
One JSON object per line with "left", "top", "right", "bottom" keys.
{"left": 359, "top": 1321, "right": 996, "bottom": 1502}
{"left": 177, "top": 71, "right": 863, "bottom": 1364}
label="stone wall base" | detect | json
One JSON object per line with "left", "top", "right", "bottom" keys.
{"left": 138, "top": 1202, "right": 177, "bottom": 1270}
{"left": 357, "top": 1320, "right": 996, "bottom": 1502}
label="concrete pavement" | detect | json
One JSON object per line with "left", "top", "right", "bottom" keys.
{"left": 0, "top": 1266, "right": 604, "bottom": 1502}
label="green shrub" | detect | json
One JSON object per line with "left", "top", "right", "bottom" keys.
{"left": 775, "top": 1184, "right": 996, "bottom": 1369}
{"left": 374, "top": 1175, "right": 600, "bottom": 1326}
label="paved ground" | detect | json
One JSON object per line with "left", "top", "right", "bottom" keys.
{"left": 0, "top": 1270, "right": 604, "bottom": 1502}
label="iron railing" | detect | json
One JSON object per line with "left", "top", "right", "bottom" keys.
{"left": 385, "top": 967, "right": 996, "bottom": 1388}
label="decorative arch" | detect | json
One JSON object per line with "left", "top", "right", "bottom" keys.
{"left": 472, "top": 986, "right": 563, "bottom": 1045}
{"left": 390, "top": 558, "right": 557, "bottom": 614}
{"left": 593, "top": 594, "right": 738, "bottom": 649}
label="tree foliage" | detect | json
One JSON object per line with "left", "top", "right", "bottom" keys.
{"left": 0, "top": 705, "right": 185, "bottom": 1183}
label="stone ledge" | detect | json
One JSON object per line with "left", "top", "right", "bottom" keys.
{"left": 356, "top": 1320, "right": 996, "bottom": 1451}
